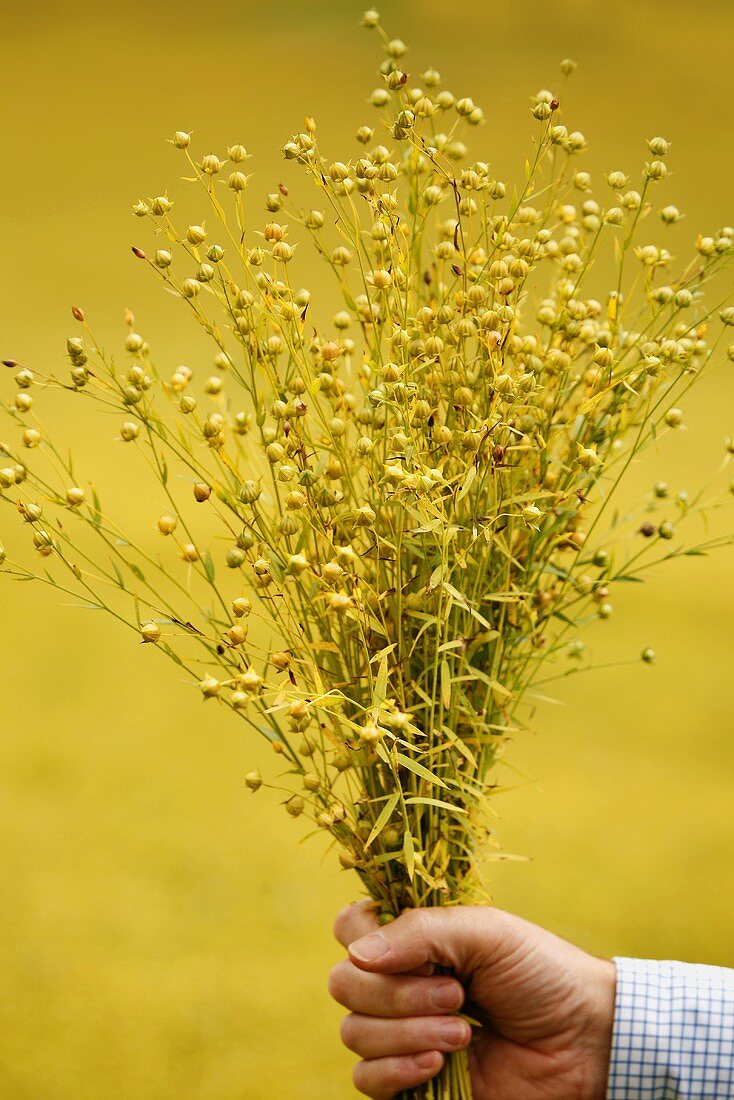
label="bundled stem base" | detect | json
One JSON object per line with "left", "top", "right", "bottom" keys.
{"left": 400, "top": 1049, "right": 473, "bottom": 1100}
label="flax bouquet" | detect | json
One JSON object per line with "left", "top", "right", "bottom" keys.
{"left": 2, "top": 10, "right": 733, "bottom": 1099}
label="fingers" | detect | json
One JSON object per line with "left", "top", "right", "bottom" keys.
{"left": 334, "top": 903, "right": 434, "bottom": 976}
{"left": 329, "top": 959, "right": 464, "bottom": 1018}
{"left": 331, "top": 909, "right": 470, "bottom": 1099}
{"left": 341, "top": 1012, "right": 472, "bottom": 1059}
{"left": 346, "top": 904, "right": 507, "bottom": 978}
{"left": 353, "top": 1051, "right": 444, "bottom": 1099}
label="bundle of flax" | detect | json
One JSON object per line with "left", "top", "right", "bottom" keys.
{"left": 2, "top": 10, "right": 733, "bottom": 1098}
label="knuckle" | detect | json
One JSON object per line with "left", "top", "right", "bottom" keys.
{"left": 395, "top": 978, "right": 424, "bottom": 1015}
{"left": 399, "top": 907, "right": 423, "bottom": 933}
{"left": 352, "top": 1062, "right": 377, "bottom": 1098}
{"left": 327, "top": 960, "right": 350, "bottom": 1005}
{"left": 333, "top": 904, "right": 354, "bottom": 944}
{"left": 385, "top": 1056, "right": 413, "bottom": 1092}
{"left": 339, "top": 1013, "right": 361, "bottom": 1054}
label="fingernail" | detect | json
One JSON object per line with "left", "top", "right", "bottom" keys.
{"left": 349, "top": 931, "right": 388, "bottom": 962}
{"left": 440, "top": 1020, "right": 469, "bottom": 1047}
{"left": 431, "top": 981, "right": 462, "bottom": 1011}
{"left": 414, "top": 1051, "right": 439, "bottom": 1070}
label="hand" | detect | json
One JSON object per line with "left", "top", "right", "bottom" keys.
{"left": 328, "top": 902, "right": 616, "bottom": 1100}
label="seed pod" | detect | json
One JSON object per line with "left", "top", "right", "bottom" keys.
{"left": 66, "top": 487, "right": 85, "bottom": 507}
{"left": 225, "top": 169, "right": 247, "bottom": 195}
{"left": 287, "top": 554, "right": 309, "bottom": 576}
{"left": 226, "top": 548, "right": 247, "bottom": 569}
{"left": 123, "top": 385, "right": 142, "bottom": 405}
{"left": 150, "top": 195, "right": 172, "bottom": 216}
{"left": 238, "top": 480, "right": 262, "bottom": 505}
{"left": 253, "top": 558, "right": 272, "bottom": 584}
{"left": 285, "top": 796, "right": 305, "bottom": 818}
{"left": 181, "top": 544, "right": 199, "bottom": 562}
{"left": 265, "top": 442, "right": 285, "bottom": 463}
{"left": 385, "top": 70, "right": 406, "bottom": 91}
{"left": 200, "top": 154, "right": 223, "bottom": 175}
{"left": 659, "top": 204, "right": 680, "bottom": 225}
{"left": 194, "top": 482, "right": 211, "bottom": 502}
{"left": 646, "top": 160, "right": 667, "bottom": 181}
{"left": 322, "top": 562, "right": 344, "bottom": 585}
{"left": 227, "top": 622, "right": 248, "bottom": 646}
{"left": 234, "top": 668, "right": 262, "bottom": 698}
{"left": 328, "top": 592, "right": 353, "bottom": 614}
{"left": 284, "top": 490, "right": 306, "bottom": 512}
{"left": 356, "top": 436, "right": 373, "bottom": 456}
{"left": 20, "top": 501, "right": 43, "bottom": 522}
{"left": 243, "top": 770, "right": 263, "bottom": 793}
{"left": 156, "top": 514, "right": 177, "bottom": 536}
{"left": 33, "top": 530, "right": 54, "bottom": 555}
{"left": 228, "top": 599, "right": 252, "bottom": 622}
{"left": 354, "top": 504, "right": 376, "bottom": 527}
{"left": 359, "top": 723, "right": 384, "bottom": 744}
{"left": 576, "top": 444, "right": 600, "bottom": 469}
{"left": 141, "top": 622, "right": 160, "bottom": 644}
{"left": 200, "top": 677, "right": 220, "bottom": 698}
{"left": 22, "top": 428, "right": 41, "bottom": 448}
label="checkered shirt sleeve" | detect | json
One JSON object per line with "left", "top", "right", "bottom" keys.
{"left": 606, "top": 957, "right": 734, "bottom": 1099}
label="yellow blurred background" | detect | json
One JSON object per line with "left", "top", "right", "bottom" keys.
{"left": 2, "top": 1, "right": 733, "bottom": 1096}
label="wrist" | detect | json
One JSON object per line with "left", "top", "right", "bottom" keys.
{"left": 580, "top": 957, "right": 616, "bottom": 1100}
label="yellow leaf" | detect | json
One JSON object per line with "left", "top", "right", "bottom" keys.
{"left": 441, "top": 659, "right": 451, "bottom": 710}
{"left": 365, "top": 793, "right": 400, "bottom": 848}
{"left": 403, "top": 829, "right": 416, "bottom": 880}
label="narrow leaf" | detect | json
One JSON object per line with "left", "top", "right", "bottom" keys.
{"left": 456, "top": 464, "right": 477, "bottom": 501}
{"left": 396, "top": 752, "right": 448, "bottom": 789}
{"left": 365, "top": 793, "right": 400, "bottom": 848}
{"left": 204, "top": 550, "right": 216, "bottom": 584}
{"left": 91, "top": 488, "right": 102, "bottom": 529}
{"left": 403, "top": 828, "right": 415, "bottom": 881}
{"left": 440, "top": 659, "right": 451, "bottom": 710}
{"left": 374, "top": 653, "right": 389, "bottom": 707}
{"left": 404, "top": 796, "right": 468, "bottom": 814}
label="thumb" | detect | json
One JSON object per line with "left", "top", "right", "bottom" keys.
{"left": 347, "top": 905, "right": 509, "bottom": 978}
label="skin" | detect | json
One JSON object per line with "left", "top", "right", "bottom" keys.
{"left": 328, "top": 902, "right": 616, "bottom": 1100}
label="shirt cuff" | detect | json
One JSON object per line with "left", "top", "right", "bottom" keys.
{"left": 606, "top": 956, "right": 734, "bottom": 1099}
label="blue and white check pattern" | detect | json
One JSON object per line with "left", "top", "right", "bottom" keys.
{"left": 607, "top": 957, "right": 734, "bottom": 1099}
